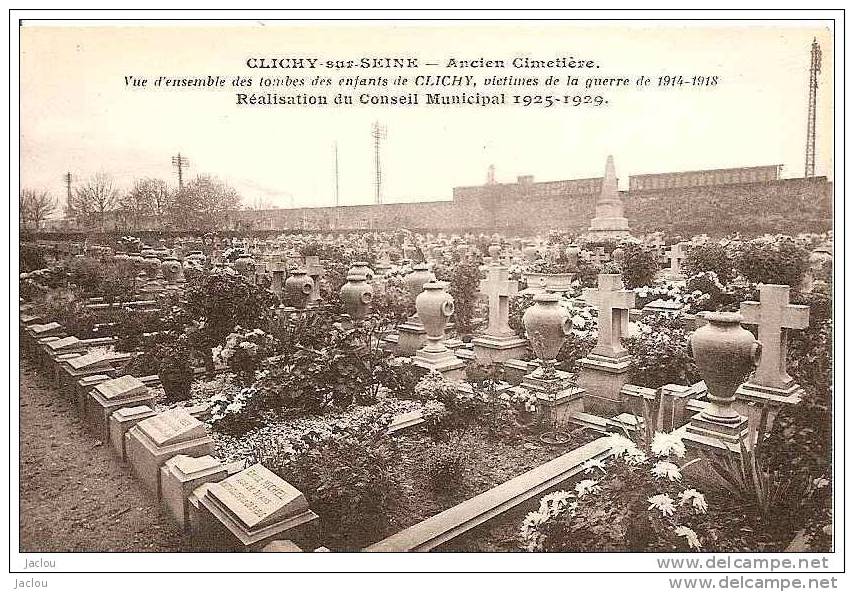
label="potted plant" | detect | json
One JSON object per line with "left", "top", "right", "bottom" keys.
{"left": 157, "top": 342, "right": 194, "bottom": 402}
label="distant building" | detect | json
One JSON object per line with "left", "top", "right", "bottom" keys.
{"left": 628, "top": 165, "right": 782, "bottom": 191}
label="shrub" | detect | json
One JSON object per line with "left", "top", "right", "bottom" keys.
{"left": 265, "top": 415, "right": 403, "bottom": 550}
{"left": 445, "top": 260, "right": 483, "bottom": 336}
{"left": 575, "top": 257, "right": 599, "bottom": 288}
{"left": 183, "top": 270, "right": 277, "bottom": 370}
{"left": 209, "top": 385, "right": 266, "bottom": 435}
{"left": 213, "top": 327, "right": 276, "bottom": 385}
{"left": 423, "top": 442, "right": 467, "bottom": 493}
{"left": 734, "top": 238, "right": 809, "bottom": 288}
{"left": 35, "top": 288, "right": 100, "bottom": 338}
{"left": 684, "top": 244, "right": 733, "bottom": 284}
{"left": 508, "top": 293, "right": 535, "bottom": 338}
{"left": 20, "top": 244, "right": 47, "bottom": 273}
{"left": 157, "top": 342, "right": 195, "bottom": 403}
{"left": 625, "top": 313, "right": 699, "bottom": 388}
{"left": 619, "top": 244, "right": 659, "bottom": 289}
{"left": 786, "top": 318, "right": 832, "bottom": 408}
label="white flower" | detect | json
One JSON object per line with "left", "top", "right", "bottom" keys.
{"left": 575, "top": 479, "right": 601, "bottom": 498}
{"left": 675, "top": 525, "right": 702, "bottom": 550}
{"left": 624, "top": 448, "right": 649, "bottom": 466}
{"left": 679, "top": 489, "right": 708, "bottom": 514}
{"left": 652, "top": 461, "right": 683, "bottom": 482}
{"left": 538, "top": 490, "right": 575, "bottom": 515}
{"left": 813, "top": 477, "right": 830, "bottom": 489}
{"left": 651, "top": 431, "right": 687, "bottom": 458}
{"left": 605, "top": 433, "right": 639, "bottom": 457}
{"left": 648, "top": 493, "right": 677, "bottom": 517}
{"left": 582, "top": 458, "right": 607, "bottom": 474}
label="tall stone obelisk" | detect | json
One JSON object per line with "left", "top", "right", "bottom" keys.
{"left": 587, "top": 155, "right": 631, "bottom": 240}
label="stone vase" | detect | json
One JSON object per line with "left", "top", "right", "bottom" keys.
{"left": 161, "top": 257, "right": 183, "bottom": 283}
{"left": 565, "top": 245, "right": 580, "bottom": 269}
{"left": 690, "top": 312, "right": 761, "bottom": 424}
{"left": 348, "top": 261, "right": 375, "bottom": 282}
{"left": 284, "top": 269, "right": 314, "bottom": 309}
{"left": 523, "top": 293, "right": 572, "bottom": 377}
{"left": 340, "top": 273, "right": 373, "bottom": 321}
{"left": 415, "top": 281, "right": 454, "bottom": 353}
{"left": 404, "top": 263, "right": 435, "bottom": 321}
{"left": 522, "top": 243, "right": 540, "bottom": 262}
{"left": 233, "top": 255, "right": 255, "bottom": 278}
{"left": 142, "top": 255, "right": 161, "bottom": 278}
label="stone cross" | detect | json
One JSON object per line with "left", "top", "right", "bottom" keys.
{"left": 590, "top": 247, "right": 610, "bottom": 268}
{"left": 583, "top": 274, "right": 635, "bottom": 359}
{"left": 667, "top": 243, "right": 688, "bottom": 277}
{"left": 479, "top": 264, "right": 518, "bottom": 337}
{"left": 303, "top": 256, "right": 324, "bottom": 304}
{"left": 739, "top": 284, "right": 809, "bottom": 390}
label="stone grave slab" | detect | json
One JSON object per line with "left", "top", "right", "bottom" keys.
{"left": 160, "top": 455, "right": 227, "bottom": 531}
{"left": 88, "top": 375, "right": 156, "bottom": 439}
{"left": 196, "top": 464, "right": 319, "bottom": 550}
{"left": 74, "top": 373, "right": 112, "bottom": 417}
{"left": 125, "top": 409, "right": 214, "bottom": 498}
{"left": 109, "top": 405, "right": 157, "bottom": 462}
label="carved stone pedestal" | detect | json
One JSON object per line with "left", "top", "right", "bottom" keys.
{"left": 472, "top": 334, "right": 528, "bottom": 364}
{"left": 577, "top": 352, "right": 632, "bottom": 417}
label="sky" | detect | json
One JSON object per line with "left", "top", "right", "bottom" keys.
{"left": 19, "top": 21, "right": 834, "bottom": 214}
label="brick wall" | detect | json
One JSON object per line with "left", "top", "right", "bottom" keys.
{"left": 232, "top": 176, "right": 832, "bottom": 237}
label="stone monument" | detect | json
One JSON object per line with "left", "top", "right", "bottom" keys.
{"left": 586, "top": 155, "right": 631, "bottom": 240}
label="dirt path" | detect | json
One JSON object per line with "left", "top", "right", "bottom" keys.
{"left": 18, "top": 361, "right": 187, "bottom": 552}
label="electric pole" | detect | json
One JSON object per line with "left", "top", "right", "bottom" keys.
{"left": 371, "top": 121, "right": 387, "bottom": 204}
{"left": 171, "top": 152, "right": 190, "bottom": 190}
{"left": 63, "top": 172, "right": 73, "bottom": 217}
{"left": 334, "top": 141, "right": 340, "bottom": 229}
{"left": 805, "top": 38, "right": 822, "bottom": 178}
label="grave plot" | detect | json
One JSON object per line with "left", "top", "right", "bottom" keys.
{"left": 17, "top": 228, "right": 833, "bottom": 554}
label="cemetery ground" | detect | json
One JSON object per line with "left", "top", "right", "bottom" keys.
{"left": 19, "top": 361, "right": 185, "bottom": 552}
{"left": 17, "top": 229, "right": 834, "bottom": 553}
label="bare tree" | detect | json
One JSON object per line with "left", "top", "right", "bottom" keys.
{"left": 245, "top": 195, "right": 280, "bottom": 210}
{"left": 72, "top": 172, "right": 120, "bottom": 231}
{"left": 19, "top": 188, "right": 57, "bottom": 230}
{"left": 120, "top": 177, "right": 173, "bottom": 229}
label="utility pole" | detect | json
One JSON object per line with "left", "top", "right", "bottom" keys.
{"left": 805, "top": 38, "right": 822, "bottom": 178}
{"left": 371, "top": 121, "right": 387, "bottom": 204}
{"left": 63, "top": 172, "right": 73, "bottom": 217}
{"left": 334, "top": 141, "right": 340, "bottom": 229}
{"left": 171, "top": 152, "right": 190, "bottom": 190}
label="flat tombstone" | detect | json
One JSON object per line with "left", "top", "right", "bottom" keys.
{"left": 138, "top": 408, "right": 207, "bottom": 447}
{"left": 95, "top": 374, "right": 147, "bottom": 401}
{"left": 45, "top": 336, "right": 81, "bottom": 352}
{"left": 206, "top": 464, "right": 309, "bottom": 531}
{"left": 109, "top": 405, "right": 157, "bottom": 461}
{"left": 125, "top": 408, "right": 213, "bottom": 497}
{"left": 160, "top": 455, "right": 227, "bottom": 530}
{"left": 89, "top": 375, "right": 154, "bottom": 438}
{"left": 67, "top": 350, "right": 113, "bottom": 372}
{"left": 29, "top": 322, "right": 62, "bottom": 335}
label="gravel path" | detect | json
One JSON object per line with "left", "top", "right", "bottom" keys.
{"left": 18, "top": 361, "right": 187, "bottom": 552}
